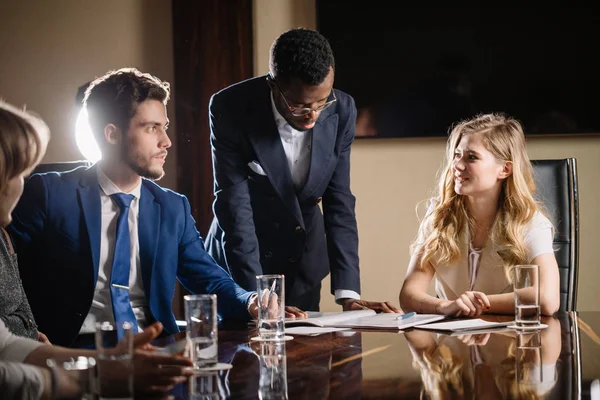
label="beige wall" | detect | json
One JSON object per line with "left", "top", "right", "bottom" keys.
{"left": 253, "top": 0, "right": 600, "bottom": 312}
{"left": 0, "top": 0, "right": 178, "bottom": 190}
{"left": 3, "top": 0, "right": 598, "bottom": 312}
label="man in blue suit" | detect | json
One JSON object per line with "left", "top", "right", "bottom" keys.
{"left": 205, "top": 28, "right": 399, "bottom": 313}
{"left": 9, "top": 68, "right": 302, "bottom": 347}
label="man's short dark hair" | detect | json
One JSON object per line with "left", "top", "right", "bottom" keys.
{"left": 83, "top": 67, "right": 170, "bottom": 145}
{"left": 269, "top": 28, "right": 335, "bottom": 86}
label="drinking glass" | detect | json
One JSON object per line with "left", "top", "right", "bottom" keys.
{"left": 256, "top": 274, "right": 285, "bottom": 340}
{"left": 185, "top": 294, "right": 218, "bottom": 369}
{"left": 46, "top": 356, "right": 96, "bottom": 399}
{"left": 513, "top": 264, "right": 541, "bottom": 327}
{"left": 95, "top": 321, "right": 133, "bottom": 399}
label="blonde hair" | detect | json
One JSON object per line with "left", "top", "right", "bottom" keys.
{"left": 413, "top": 113, "right": 542, "bottom": 280}
{"left": 0, "top": 100, "right": 50, "bottom": 190}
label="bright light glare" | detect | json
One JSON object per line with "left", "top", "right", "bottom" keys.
{"left": 75, "top": 107, "right": 101, "bottom": 163}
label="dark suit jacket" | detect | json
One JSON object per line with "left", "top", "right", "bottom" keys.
{"left": 205, "top": 75, "right": 360, "bottom": 305}
{"left": 8, "top": 165, "right": 253, "bottom": 346}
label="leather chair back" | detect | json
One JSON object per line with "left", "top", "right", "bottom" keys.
{"left": 531, "top": 158, "right": 579, "bottom": 311}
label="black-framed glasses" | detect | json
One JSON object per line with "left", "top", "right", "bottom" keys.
{"left": 268, "top": 74, "right": 337, "bottom": 117}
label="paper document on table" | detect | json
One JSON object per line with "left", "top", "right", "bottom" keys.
{"left": 285, "top": 310, "right": 444, "bottom": 330}
{"left": 286, "top": 326, "right": 351, "bottom": 336}
{"left": 285, "top": 310, "right": 375, "bottom": 327}
{"left": 416, "top": 318, "right": 513, "bottom": 332}
{"left": 332, "top": 313, "right": 445, "bottom": 330}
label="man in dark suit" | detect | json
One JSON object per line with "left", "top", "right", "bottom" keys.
{"left": 8, "top": 68, "right": 301, "bottom": 347}
{"left": 205, "top": 28, "right": 399, "bottom": 312}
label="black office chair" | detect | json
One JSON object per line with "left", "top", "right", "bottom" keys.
{"left": 32, "top": 160, "right": 92, "bottom": 175}
{"left": 531, "top": 158, "right": 579, "bottom": 312}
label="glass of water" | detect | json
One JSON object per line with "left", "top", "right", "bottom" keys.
{"left": 185, "top": 294, "right": 218, "bottom": 369}
{"left": 46, "top": 356, "right": 96, "bottom": 399}
{"left": 256, "top": 274, "right": 285, "bottom": 340}
{"left": 95, "top": 321, "right": 133, "bottom": 399}
{"left": 513, "top": 264, "right": 541, "bottom": 327}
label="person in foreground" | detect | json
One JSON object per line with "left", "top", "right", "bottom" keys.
{"left": 0, "top": 102, "right": 49, "bottom": 344}
{"left": 205, "top": 27, "right": 398, "bottom": 313}
{"left": 8, "top": 68, "right": 305, "bottom": 349}
{"left": 0, "top": 100, "right": 193, "bottom": 398}
{"left": 400, "top": 113, "right": 560, "bottom": 317}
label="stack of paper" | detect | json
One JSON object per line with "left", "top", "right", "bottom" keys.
{"left": 284, "top": 310, "right": 445, "bottom": 330}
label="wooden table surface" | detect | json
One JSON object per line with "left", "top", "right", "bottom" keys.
{"left": 159, "top": 311, "right": 600, "bottom": 399}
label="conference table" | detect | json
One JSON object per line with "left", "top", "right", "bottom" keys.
{"left": 162, "top": 311, "right": 600, "bottom": 399}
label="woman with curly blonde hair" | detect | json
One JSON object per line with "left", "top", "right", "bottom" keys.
{"left": 400, "top": 113, "right": 560, "bottom": 317}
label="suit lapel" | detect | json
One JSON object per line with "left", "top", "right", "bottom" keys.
{"left": 297, "top": 109, "right": 338, "bottom": 201}
{"left": 77, "top": 166, "right": 102, "bottom": 284}
{"left": 246, "top": 78, "right": 303, "bottom": 227}
{"left": 138, "top": 183, "right": 160, "bottom": 298}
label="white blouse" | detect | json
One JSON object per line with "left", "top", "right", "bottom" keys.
{"left": 468, "top": 244, "right": 483, "bottom": 291}
{"left": 407, "top": 209, "right": 555, "bottom": 300}
{"left": 433, "top": 211, "right": 554, "bottom": 299}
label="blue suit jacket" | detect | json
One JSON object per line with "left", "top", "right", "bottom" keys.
{"left": 205, "top": 76, "right": 360, "bottom": 304}
{"left": 8, "top": 165, "right": 253, "bottom": 346}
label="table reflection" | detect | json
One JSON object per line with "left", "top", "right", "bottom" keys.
{"left": 189, "top": 372, "right": 225, "bottom": 400}
{"left": 257, "top": 341, "right": 288, "bottom": 399}
{"left": 405, "top": 316, "right": 562, "bottom": 399}
{"left": 162, "top": 312, "right": 598, "bottom": 399}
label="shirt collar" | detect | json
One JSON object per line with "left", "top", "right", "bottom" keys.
{"left": 96, "top": 166, "right": 142, "bottom": 199}
{"left": 270, "top": 91, "right": 291, "bottom": 131}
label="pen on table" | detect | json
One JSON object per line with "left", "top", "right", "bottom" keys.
{"left": 396, "top": 312, "right": 416, "bottom": 320}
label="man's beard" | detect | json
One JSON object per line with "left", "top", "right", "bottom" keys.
{"left": 122, "top": 144, "right": 165, "bottom": 181}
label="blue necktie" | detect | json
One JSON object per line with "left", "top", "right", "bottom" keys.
{"left": 110, "top": 193, "right": 138, "bottom": 338}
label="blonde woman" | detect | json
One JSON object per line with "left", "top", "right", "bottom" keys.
{"left": 400, "top": 113, "right": 560, "bottom": 317}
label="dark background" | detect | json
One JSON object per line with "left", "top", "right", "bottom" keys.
{"left": 316, "top": 2, "right": 600, "bottom": 138}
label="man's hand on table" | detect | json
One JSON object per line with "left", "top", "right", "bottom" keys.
{"left": 341, "top": 299, "right": 401, "bottom": 313}
{"left": 248, "top": 293, "right": 308, "bottom": 319}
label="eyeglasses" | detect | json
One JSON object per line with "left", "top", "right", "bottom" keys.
{"left": 268, "top": 74, "right": 337, "bottom": 117}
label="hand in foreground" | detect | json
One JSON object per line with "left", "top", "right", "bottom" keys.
{"left": 437, "top": 291, "right": 490, "bottom": 317}
{"left": 133, "top": 323, "right": 194, "bottom": 393}
{"left": 341, "top": 299, "right": 401, "bottom": 313}
{"left": 37, "top": 331, "right": 51, "bottom": 344}
{"left": 103, "top": 322, "right": 193, "bottom": 397}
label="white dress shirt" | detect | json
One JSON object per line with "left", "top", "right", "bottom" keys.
{"left": 270, "top": 94, "right": 359, "bottom": 303}
{"left": 270, "top": 93, "right": 312, "bottom": 190}
{"left": 79, "top": 168, "right": 150, "bottom": 333}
